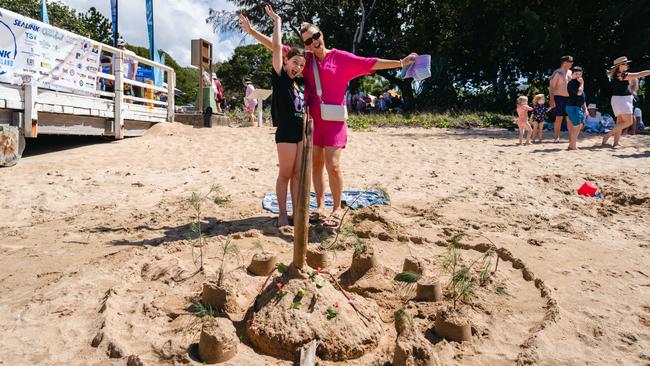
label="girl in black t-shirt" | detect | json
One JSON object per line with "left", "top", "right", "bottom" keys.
{"left": 266, "top": 5, "right": 307, "bottom": 227}
{"left": 602, "top": 56, "right": 650, "bottom": 147}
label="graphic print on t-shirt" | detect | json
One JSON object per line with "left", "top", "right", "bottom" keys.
{"left": 293, "top": 81, "right": 304, "bottom": 116}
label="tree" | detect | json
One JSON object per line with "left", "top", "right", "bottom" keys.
{"left": 216, "top": 44, "right": 273, "bottom": 103}
{"left": 80, "top": 7, "right": 112, "bottom": 44}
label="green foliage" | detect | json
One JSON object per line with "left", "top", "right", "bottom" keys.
{"left": 216, "top": 239, "right": 239, "bottom": 287}
{"left": 222, "top": 0, "right": 649, "bottom": 114}
{"left": 276, "top": 262, "right": 288, "bottom": 274}
{"left": 352, "top": 239, "right": 367, "bottom": 259}
{"left": 0, "top": 0, "right": 113, "bottom": 43}
{"left": 191, "top": 301, "right": 215, "bottom": 318}
{"left": 326, "top": 306, "right": 339, "bottom": 319}
{"left": 217, "top": 44, "right": 273, "bottom": 106}
{"left": 495, "top": 285, "right": 508, "bottom": 295}
{"left": 347, "top": 112, "right": 512, "bottom": 131}
{"left": 394, "top": 271, "right": 421, "bottom": 283}
{"left": 188, "top": 184, "right": 229, "bottom": 271}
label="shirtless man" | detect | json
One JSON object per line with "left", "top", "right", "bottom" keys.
{"left": 549, "top": 55, "right": 573, "bottom": 142}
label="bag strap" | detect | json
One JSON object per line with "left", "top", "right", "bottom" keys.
{"left": 312, "top": 53, "right": 323, "bottom": 102}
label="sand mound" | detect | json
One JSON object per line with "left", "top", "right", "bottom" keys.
{"left": 247, "top": 275, "right": 382, "bottom": 361}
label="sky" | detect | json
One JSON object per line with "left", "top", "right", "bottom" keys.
{"left": 60, "top": 0, "right": 246, "bottom": 67}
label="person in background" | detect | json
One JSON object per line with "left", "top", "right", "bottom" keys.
{"left": 602, "top": 56, "right": 650, "bottom": 147}
{"left": 549, "top": 55, "right": 573, "bottom": 142}
{"left": 211, "top": 73, "right": 224, "bottom": 114}
{"left": 515, "top": 96, "right": 533, "bottom": 145}
{"left": 117, "top": 38, "right": 138, "bottom": 103}
{"left": 530, "top": 94, "right": 547, "bottom": 143}
{"left": 634, "top": 107, "right": 644, "bottom": 133}
{"left": 584, "top": 104, "right": 604, "bottom": 133}
{"left": 244, "top": 79, "right": 257, "bottom": 126}
{"left": 565, "top": 66, "right": 587, "bottom": 150}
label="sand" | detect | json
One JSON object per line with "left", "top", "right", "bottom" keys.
{"left": 0, "top": 123, "right": 649, "bottom": 365}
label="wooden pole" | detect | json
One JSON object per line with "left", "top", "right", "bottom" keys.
{"left": 292, "top": 108, "right": 313, "bottom": 270}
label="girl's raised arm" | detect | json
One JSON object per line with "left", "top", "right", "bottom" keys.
{"left": 265, "top": 5, "right": 283, "bottom": 75}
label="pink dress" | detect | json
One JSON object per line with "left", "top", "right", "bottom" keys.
{"left": 516, "top": 104, "right": 533, "bottom": 126}
{"left": 284, "top": 46, "right": 377, "bottom": 148}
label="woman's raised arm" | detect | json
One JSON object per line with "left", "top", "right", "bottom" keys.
{"left": 239, "top": 14, "right": 273, "bottom": 50}
{"left": 372, "top": 53, "right": 418, "bottom": 71}
{"left": 624, "top": 70, "right": 650, "bottom": 80}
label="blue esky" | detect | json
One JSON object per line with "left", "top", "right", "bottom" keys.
{"left": 60, "top": 0, "right": 247, "bottom": 66}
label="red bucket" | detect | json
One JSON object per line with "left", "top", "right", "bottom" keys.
{"left": 577, "top": 182, "right": 598, "bottom": 197}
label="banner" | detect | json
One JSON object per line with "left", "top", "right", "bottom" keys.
{"left": 0, "top": 8, "right": 101, "bottom": 95}
{"left": 41, "top": 0, "right": 49, "bottom": 24}
{"left": 145, "top": 0, "right": 154, "bottom": 60}
{"left": 153, "top": 51, "right": 164, "bottom": 87}
{"left": 110, "top": 0, "right": 118, "bottom": 47}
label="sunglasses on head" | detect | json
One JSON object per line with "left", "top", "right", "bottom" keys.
{"left": 303, "top": 32, "right": 321, "bottom": 46}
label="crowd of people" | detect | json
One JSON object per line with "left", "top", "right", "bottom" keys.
{"left": 348, "top": 91, "right": 404, "bottom": 113}
{"left": 515, "top": 55, "right": 647, "bottom": 150}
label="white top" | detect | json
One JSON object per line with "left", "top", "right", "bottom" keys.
{"left": 584, "top": 111, "right": 602, "bottom": 127}
{"left": 123, "top": 49, "right": 138, "bottom": 80}
{"left": 634, "top": 107, "right": 642, "bottom": 124}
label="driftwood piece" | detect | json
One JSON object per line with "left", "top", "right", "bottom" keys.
{"left": 293, "top": 110, "right": 313, "bottom": 270}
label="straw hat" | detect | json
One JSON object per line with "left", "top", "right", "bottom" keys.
{"left": 611, "top": 56, "right": 631, "bottom": 68}
{"left": 587, "top": 103, "right": 597, "bottom": 110}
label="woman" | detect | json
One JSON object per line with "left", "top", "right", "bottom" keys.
{"left": 602, "top": 56, "right": 650, "bottom": 147}
{"left": 240, "top": 11, "right": 417, "bottom": 226}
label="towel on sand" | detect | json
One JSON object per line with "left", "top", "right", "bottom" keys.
{"left": 262, "top": 190, "right": 389, "bottom": 214}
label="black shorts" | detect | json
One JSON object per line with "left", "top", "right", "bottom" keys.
{"left": 553, "top": 96, "right": 569, "bottom": 117}
{"left": 275, "top": 126, "right": 303, "bottom": 144}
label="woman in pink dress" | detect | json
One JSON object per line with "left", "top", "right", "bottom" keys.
{"left": 240, "top": 11, "right": 416, "bottom": 226}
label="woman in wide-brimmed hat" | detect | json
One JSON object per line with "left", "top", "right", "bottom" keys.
{"left": 602, "top": 56, "right": 650, "bottom": 147}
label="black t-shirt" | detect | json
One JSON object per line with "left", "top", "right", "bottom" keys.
{"left": 567, "top": 79, "right": 586, "bottom": 106}
{"left": 271, "top": 68, "right": 304, "bottom": 143}
{"left": 611, "top": 71, "right": 631, "bottom": 96}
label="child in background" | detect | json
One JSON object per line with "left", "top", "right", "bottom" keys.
{"left": 531, "top": 94, "right": 547, "bottom": 143}
{"left": 515, "top": 96, "right": 533, "bottom": 145}
{"left": 266, "top": 5, "right": 307, "bottom": 227}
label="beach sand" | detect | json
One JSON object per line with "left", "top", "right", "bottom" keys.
{"left": 1, "top": 123, "right": 649, "bottom": 365}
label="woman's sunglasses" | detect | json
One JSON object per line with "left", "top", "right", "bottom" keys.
{"left": 303, "top": 32, "right": 322, "bottom": 46}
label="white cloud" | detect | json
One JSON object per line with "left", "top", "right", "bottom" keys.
{"left": 59, "top": 0, "right": 244, "bottom": 66}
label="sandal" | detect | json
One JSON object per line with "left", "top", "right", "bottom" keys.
{"left": 322, "top": 212, "right": 343, "bottom": 228}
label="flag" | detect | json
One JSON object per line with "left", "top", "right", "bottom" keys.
{"left": 110, "top": 0, "right": 118, "bottom": 47}
{"left": 41, "top": 0, "right": 49, "bottom": 24}
{"left": 145, "top": 0, "right": 154, "bottom": 60}
{"left": 154, "top": 52, "right": 165, "bottom": 87}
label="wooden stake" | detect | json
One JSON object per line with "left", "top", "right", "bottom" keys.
{"left": 292, "top": 108, "right": 313, "bottom": 270}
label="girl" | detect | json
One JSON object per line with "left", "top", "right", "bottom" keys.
{"left": 266, "top": 5, "right": 307, "bottom": 227}
{"left": 515, "top": 96, "right": 533, "bottom": 145}
{"left": 602, "top": 56, "right": 650, "bottom": 147}
{"left": 531, "top": 94, "right": 547, "bottom": 143}
{"left": 565, "top": 66, "right": 586, "bottom": 150}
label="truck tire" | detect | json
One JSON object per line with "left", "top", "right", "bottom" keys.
{"left": 0, "top": 125, "right": 24, "bottom": 167}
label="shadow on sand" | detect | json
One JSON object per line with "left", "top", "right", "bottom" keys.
{"left": 95, "top": 215, "right": 294, "bottom": 247}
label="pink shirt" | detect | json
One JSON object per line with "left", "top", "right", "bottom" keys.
{"left": 284, "top": 46, "right": 377, "bottom": 110}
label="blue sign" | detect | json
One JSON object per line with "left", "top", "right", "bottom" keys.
{"left": 0, "top": 19, "right": 18, "bottom": 76}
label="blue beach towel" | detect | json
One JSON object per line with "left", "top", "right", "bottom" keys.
{"left": 262, "top": 190, "right": 390, "bottom": 214}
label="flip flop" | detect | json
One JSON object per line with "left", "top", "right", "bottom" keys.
{"left": 322, "top": 213, "right": 343, "bottom": 228}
